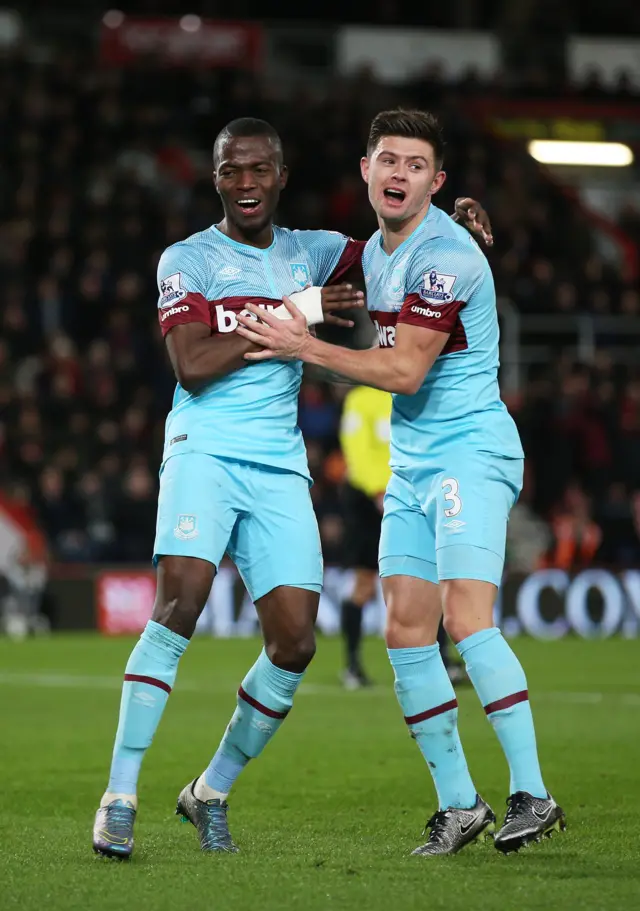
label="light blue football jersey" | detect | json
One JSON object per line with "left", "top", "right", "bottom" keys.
{"left": 364, "top": 204, "right": 523, "bottom": 470}
{"left": 157, "top": 224, "right": 362, "bottom": 478}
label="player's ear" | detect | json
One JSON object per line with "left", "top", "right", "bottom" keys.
{"left": 360, "top": 156, "right": 370, "bottom": 184}
{"left": 279, "top": 164, "right": 289, "bottom": 190}
{"left": 430, "top": 170, "right": 447, "bottom": 196}
{"left": 213, "top": 169, "right": 221, "bottom": 195}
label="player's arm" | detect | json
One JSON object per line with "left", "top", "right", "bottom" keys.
{"left": 238, "top": 302, "right": 448, "bottom": 395}
{"left": 165, "top": 323, "right": 256, "bottom": 392}
{"left": 237, "top": 239, "right": 484, "bottom": 393}
{"left": 156, "top": 244, "right": 257, "bottom": 391}
{"left": 166, "top": 286, "right": 362, "bottom": 391}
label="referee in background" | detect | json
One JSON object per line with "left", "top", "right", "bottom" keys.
{"left": 339, "top": 385, "right": 465, "bottom": 689}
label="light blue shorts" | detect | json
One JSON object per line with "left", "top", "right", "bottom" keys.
{"left": 153, "top": 453, "right": 323, "bottom": 602}
{"left": 379, "top": 452, "right": 523, "bottom": 587}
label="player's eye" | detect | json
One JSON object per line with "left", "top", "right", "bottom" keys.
{"left": 255, "top": 167, "right": 270, "bottom": 175}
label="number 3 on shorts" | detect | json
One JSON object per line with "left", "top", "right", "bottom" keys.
{"left": 442, "top": 477, "right": 462, "bottom": 517}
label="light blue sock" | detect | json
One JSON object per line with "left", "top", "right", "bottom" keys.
{"left": 204, "top": 649, "right": 304, "bottom": 795}
{"left": 457, "top": 627, "right": 546, "bottom": 798}
{"left": 388, "top": 645, "right": 477, "bottom": 810}
{"left": 107, "top": 620, "right": 189, "bottom": 795}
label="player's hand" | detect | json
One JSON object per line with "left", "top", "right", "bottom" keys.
{"left": 321, "top": 283, "right": 364, "bottom": 327}
{"left": 237, "top": 297, "right": 311, "bottom": 361}
{"left": 453, "top": 197, "right": 494, "bottom": 247}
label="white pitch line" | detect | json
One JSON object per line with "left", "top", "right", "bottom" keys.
{"left": 0, "top": 672, "right": 638, "bottom": 708}
{"left": 0, "top": 672, "right": 358, "bottom": 694}
{"left": 0, "top": 672, "right": 121, "bottom": 688}
{"left": 0, "top": 673, "right": 353, "bottom": 696}
{"left": 0, "top": 672, "right": 204, "bottom": 692}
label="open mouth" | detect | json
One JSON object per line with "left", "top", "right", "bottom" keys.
{"left": 383, "top": 188, "right": 406, "bottom": 205}
{"left": 236, "top": 198, "right": 262, "bottom": 215}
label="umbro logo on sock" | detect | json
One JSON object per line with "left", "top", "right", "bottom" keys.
{"left": 133, "top": 691, "right": 156, "bottom": 707}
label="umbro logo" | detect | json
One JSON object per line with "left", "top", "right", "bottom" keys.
{"left": 443, "top": 519, "right": 466, "bottom": 531}
{"left": 218, "top": 265, "right": 241, "bottom": 277}
{"left": 132, "top": 691, "right": 156, "bottom": 707}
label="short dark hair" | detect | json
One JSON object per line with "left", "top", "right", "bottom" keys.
{"left": 213, "top": 118, "right": 283, "bottom": 167}
{"left": 367, "top": 109, "right": 444, "bottom": 168}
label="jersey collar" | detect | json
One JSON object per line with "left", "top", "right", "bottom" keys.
{"left": 210, "top": 224, "right": 278, "bottom": 254}
{"left": 378, "top": 205, "right": 435, "bottom": 258}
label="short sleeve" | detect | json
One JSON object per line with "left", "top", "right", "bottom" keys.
{"left": 397, "top": 237, "right": 486, "bottom": 333}
{"left": 157, "top": 242, "right": 212, "bottom": 337}
{"left": 294, "top": 230, "right": 365, "bottom": 285}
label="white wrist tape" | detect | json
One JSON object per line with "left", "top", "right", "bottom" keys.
{"left": 273, "top": 286, "right": 324, "bottom": 326}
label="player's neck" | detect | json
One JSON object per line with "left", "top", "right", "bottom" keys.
{"left": 379, "top": 201, "right": 431, "bottom": 255}
{"left": 217, "top": 217, "right": 274, "bottom": 250}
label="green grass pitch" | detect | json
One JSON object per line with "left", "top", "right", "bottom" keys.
{"left": 0, "top": 634, "right": 638, "bottom": 911}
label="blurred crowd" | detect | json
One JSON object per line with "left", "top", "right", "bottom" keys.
{"left": 1, "top": 49, "right": 640, "bottom": 571}
{"left": 19, "top": 0, "right": 640, "bottom": 36}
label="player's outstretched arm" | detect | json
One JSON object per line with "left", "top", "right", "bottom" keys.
{"left": 165, "top": 322, "right": 257, "bottom": 392}
{"left": 237, "top": 298, "right": 448, "bottom": 395}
